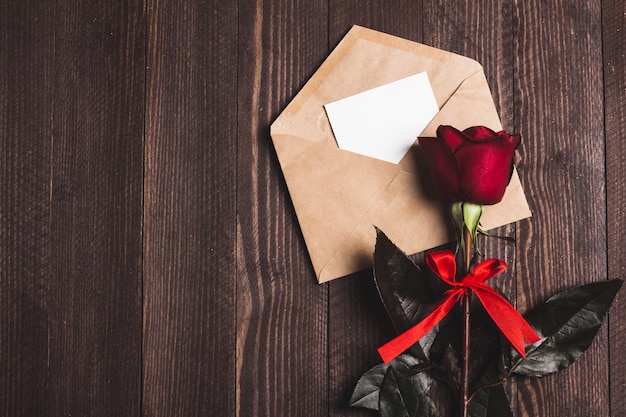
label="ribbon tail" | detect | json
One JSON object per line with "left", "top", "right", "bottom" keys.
{"left": 472, "top": 286, "right": 541, "bottom": 358}
{"left": 377, "top": 290, "right": 463, "bottom": 364}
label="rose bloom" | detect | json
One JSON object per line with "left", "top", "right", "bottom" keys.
{"left": 418, "top": 125, "right": 521, "bottom": 205}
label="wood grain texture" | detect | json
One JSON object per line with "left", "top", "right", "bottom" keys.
{"left": 47, "top": 0, "right": 145, "bottom": 415}
{"left": 424, "top": 0, "right": 516, "bottom": 132}
{"left": 326, "top": 3, "right": 518, "bottom": 415}
{"left": 236, "top": 2, "right": 329, "bottom": 416}
{"left": 423, "top": 2, "right": 519, "bottom": 415}
{"left": 1, "top": 1, "right": 624, "bottom": 416}
{"left": 328, "top": 0, "right": 423, "bottom": 46}
{"left": 514, "top": 1, "right": 608, "bottom": 416}
{"left": 142, "top": 1, "right": 238, "bottom": 416}
{"left": 326, "top": 5, "right": 424, "bottom": 417}
{"left": 603, "top": 0, "right": 626, "bottom": 415}
{"left": 0, "top": 1, "right": 54, "bottom": 415}
{"left": 423, "top": 0, "right": 521, "bottom": 411}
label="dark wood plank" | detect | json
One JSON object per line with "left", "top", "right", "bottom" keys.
{"left": 603, "top": 0, "right": 626, "bottom": 415}
{"left": 0, "top": 1, "right": 54, "bottom": 415}
{"left": 424, "top": 1, "right": 516, "bottom": 130}
{"left": 329, "top": 1, "right": 423, "bottom": 46}
{"left": 326, "top": 5, "right": 425, "bottom": 417}
{"left": 514, "top": 1, "right": 607, "bottom": 416}
{"left": 422, "top": 2, "right": 519, "bottom": 415}
{"left": 327, "top": 3, "right": 518, "bottom": 416}
{"left": 329, "top": 268, "right": 403, "bottom": 417}
{"left": 46, "top": 1, "right": 145, "bottom": 415}
{"left": 2, "top": 3, "right": 622, "bottom": 417}
{"left": 142, "top": 1, "right": 238, "bottom": 416}
{"left": 236, "top": 1, "right": 329, "bottom": 416}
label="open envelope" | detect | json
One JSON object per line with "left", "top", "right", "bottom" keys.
{"left": 270, "top": 25, "right": 531, "bottom": 283}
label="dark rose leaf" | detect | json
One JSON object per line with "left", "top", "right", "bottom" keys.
{"left": 513, "top": 279, "right": 623, "bottom": 377}
{"left": 379, "top": 367, "right": 441, "bottom": 417}
{"left": 350, "top": 354, "right": 432, "bottom": 411}
{"left": 373, "top": 228, "right": 440, "bottom": 359}
{"left": 468, "top": 351, "right": 514, "bottom": 417}
{"left": 350, "top": 363, "right": 388, "bottom": 410}
{"left": 469, "top": 383, "right": 513, "bottom": 417}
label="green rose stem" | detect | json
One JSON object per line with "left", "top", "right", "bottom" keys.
{"left": 461, "top": 225, "right": 472, "bottom": 417}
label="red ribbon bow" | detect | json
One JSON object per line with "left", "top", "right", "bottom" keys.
{"left": 377, "top": 250, "right": 541, "bottom": 364}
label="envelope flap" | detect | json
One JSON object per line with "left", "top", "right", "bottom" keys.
{"left": 270, "top": 25, "right": 531, "bottom": 283}
{"left": 273, "top": 25, "right": 486, "bottom": 146}
{"left": 271, "top": 130, "right": 401, "bottom": 278}
{"left": 318, "top": 168, "right": 531, "bottom": 283}
{"left": 421, "top": 69, "right": 503, "bottom": 135}
{"left": 317, "top": 169, "right": 451, "bottom": 283}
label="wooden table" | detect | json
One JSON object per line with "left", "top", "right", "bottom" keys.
{"left": 1, "top": 1, "right": 624, "bottom": 416}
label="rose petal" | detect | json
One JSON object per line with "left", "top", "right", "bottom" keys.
{"left": 463, "top": 126, "right": 497, "bottom": 141}
{"left": 437, "top": 125, "right": 466, "bottom": 153}
{"left": 418, "top": 136, "right": 462, "bottom": 201}
{"left": 421, "top": 126, "right": 521, "bottom": 205}
{"left": 456, "top": 140, "right": 517, "bottom": 204}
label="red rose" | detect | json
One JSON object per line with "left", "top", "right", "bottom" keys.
{"left": 418, "top": 125, "right": 521, "bottom": 205}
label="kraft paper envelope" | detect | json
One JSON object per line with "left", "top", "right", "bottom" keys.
{"left": 270, "top": 25, "right": 531, "bottom": 283}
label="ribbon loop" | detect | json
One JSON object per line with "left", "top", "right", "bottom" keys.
{"left": 377, "top": 250, "right": 540, "bottom": 364}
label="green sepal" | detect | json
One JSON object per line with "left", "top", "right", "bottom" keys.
{"left": 462, "top": 202, "right": 483, "bottom": 249}
{"left": 450, "top": 202, "right": 464, "bottom": 254}
{"left": 450, "top": 202, "right": 484, "bottom": 255}
{"left": 477, "top": 227, "right": 489, "bottom": 237}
